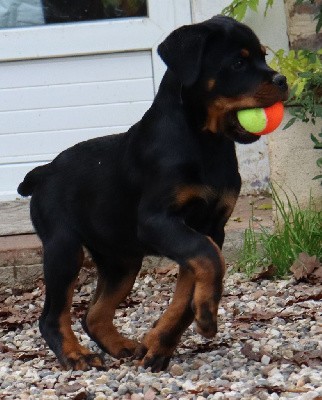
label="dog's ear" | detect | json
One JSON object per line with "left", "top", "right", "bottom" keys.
{"left": 157, "top": 25, "right": 209, "bottom": 86}
{"left": 158, "top": 17, "right": 226, "bottom": 86}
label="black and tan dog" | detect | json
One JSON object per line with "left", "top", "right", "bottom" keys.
{"left": 18, "top": 16, "right": 288, "bottom": 372}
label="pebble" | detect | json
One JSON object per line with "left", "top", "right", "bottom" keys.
{"left": 131, "top": 394, "right": 144, "bottom": 400}
{"left": 182, "top": 379, "right": 196, "bottom": 391}
{"left": 95, "top": 394, "right": 107, "bottom": 400}
{"left": 170, "top": 363, "right": 184, "bottom": 376}
{"left": 95, "top": 375, "right": 109, "bottom": 385}
{"left": 117, "top": 369, "right": 128, "bottom": 381}
{"left": 296, "top": 375, "right": 310, "bottom": 387}
{"left": 261, "top": 355, "right": 271, "bottom": 365}
{"left": 44, "top": 389, "right": 56, "bottom": 396}
{"left": 144, "top": 388, "right": 156, "bottom": 400}
{"left": 0, "top": 270, "right": 321, "bottom": 400}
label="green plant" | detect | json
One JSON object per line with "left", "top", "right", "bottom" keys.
{"left": 269, "top": 48, "right": 322, "bottom": 180}
{"left": 222, "top": 0, "right": 274, "bottom": 21}
{"left": 222, "top": 0, "right": 322, "bottom": 182}
{"left": 236, "top": 220, "right": 263, "bottom": 277}
{"left": 237, "top": 188, "right": 322, "bottom": 278}
{"left": 275, "top": 52, "right": 322, "bottom": 178}
{"left": 222, "top": 0, "right": 322, "bottom": 30}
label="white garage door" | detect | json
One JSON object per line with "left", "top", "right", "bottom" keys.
{"left": 0, "top": 0, "right": 191, "bottom": 200}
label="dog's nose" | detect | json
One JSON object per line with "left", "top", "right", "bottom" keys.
{"left": 272, "top": 73, "right": 288, "bottom": 92}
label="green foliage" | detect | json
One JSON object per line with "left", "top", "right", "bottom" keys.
{"left": 221, "top": 0, "right": 273, "bottom": 21}
{"left": 269, "top": 49, "right": 322, "bottom": 121}
{"left": 269, "top": 49, "right": 322, "bottom": 179}
{"left": 237, "top": 188, "right": 322, "bottom": 278}
{"left": 237, "top": 223, "right": 263, "bottom": 277}
{"left": 222, "top": 0, "right": 322, "bottom": 32}
{"left": 223, "top": 0, "right": 322, "bottom": 276}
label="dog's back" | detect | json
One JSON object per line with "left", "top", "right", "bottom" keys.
{"left": 20, "top": 132, "right": 143, "bottom": 248}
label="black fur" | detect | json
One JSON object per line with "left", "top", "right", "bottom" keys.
{"left": 18, "top": 15, "right": 288, "bottom": 371}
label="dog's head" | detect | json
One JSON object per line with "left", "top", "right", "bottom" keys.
{"left": 158, "top": 16, "right": 288, "bottom": 143}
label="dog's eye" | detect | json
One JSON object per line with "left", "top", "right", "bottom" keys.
{"left": 232, "top": 59, "right": 246, "bottom": 71}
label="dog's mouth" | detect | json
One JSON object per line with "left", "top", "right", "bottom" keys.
{"left": 223, "top": 110, "right": 262, "bottom": 144}
{"left": 208, "top": 90, "right": 287, "bottom": 143}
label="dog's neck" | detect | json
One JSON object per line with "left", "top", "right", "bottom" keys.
{"left": 155, "top": 70, "right": 231, "bottom": 143}
{"left": 155, "top": 70, "right": 183, "bottom": 105}
{"left": 181, "top": 81, "right": 218, "bottom": 135}
{"left": 156, "top": 71, "right": 209, "bottom": 133}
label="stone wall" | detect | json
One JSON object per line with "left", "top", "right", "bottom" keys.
{"left": 269, "top": 110, "right": 322, "bottom": 212}
{"left": 285, "top": 0, "right": 322, "bottom": 50}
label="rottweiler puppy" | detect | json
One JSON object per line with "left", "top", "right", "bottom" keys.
{"left": 18, "top": 16, "right": 288, "bottom": 372}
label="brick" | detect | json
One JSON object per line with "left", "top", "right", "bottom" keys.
{"left": 15, "top": 264, "right": 43, "bottom": 289}
{"left": 0, "top": 265, "right": 15, "bottom": 288}
{"left": 0, "top": 196, "right": 273, "bottom": 289}
{"left": 0, "top": 235, "right": 42, "bottom": 267}
{"left": 285, "top": 0, "right": 322, "bottom": 50}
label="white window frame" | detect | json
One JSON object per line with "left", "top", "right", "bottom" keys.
{"left": 0, "top": 0, "right": 192, "bottom": 89}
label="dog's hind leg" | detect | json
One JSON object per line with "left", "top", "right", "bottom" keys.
{"left": 39, "top": 234, "right": 104, "bottom": 370}
{"left": 83, "top": 254, "right": 142, "bottom": 359}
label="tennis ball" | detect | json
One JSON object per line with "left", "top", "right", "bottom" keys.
{"left": 237, "top": 102, "right": 284, "bottom": 135}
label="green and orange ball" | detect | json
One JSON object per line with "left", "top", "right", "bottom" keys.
{"left": 237, "top": 102, "right": 284, "bottom": 135}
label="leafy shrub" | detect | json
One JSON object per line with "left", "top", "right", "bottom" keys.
{"left": 237, "top": 187, "right": 322, "bottom": 277}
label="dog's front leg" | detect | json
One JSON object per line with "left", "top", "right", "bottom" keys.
{"left": 135, "top": 265, "right": 195, "bottom": 371}
{"left": 137, "top": 214, "right": 226, "bottom": 371}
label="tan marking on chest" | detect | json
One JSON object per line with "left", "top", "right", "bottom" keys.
{"left": 206, "top": 79, "right": 216, "bottom": 91}
{"left": 217, "top": 190, "right": 239, "bottom": 220}
{"left": 173, "top": 185, "right": 216, "bottom": 209}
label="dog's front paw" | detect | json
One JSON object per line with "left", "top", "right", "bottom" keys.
{"left": 134, "top": 331, "right": 175, "bottom": 372}
{"left": 192, "top": 300, "right": 218, "bottom": 339}
{"left": 135, "top": 343, "right": 171, "bottom": 372}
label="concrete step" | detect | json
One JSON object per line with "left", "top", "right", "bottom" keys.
{"left": 0, "top": 195, "right": 273, "bottom": 288}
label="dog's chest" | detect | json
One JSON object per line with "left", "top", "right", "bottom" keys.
{"left": 173, "top": 183, "right": 238, "bottom": 233}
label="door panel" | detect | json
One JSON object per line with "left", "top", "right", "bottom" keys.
{"left": 0, "top": 51, "right": 153, "bottom": 194}
{"left": 0, "top": 0, "right": 191, "bottom": 200}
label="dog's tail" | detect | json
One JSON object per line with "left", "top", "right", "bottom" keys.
{"left": 17, "top": 164, "right": 52, "bottom": 197}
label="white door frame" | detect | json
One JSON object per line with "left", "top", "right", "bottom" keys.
{"left": 0, "top": 0, "right": 192, "bottom": 90}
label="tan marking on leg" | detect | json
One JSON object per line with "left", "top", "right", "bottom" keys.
{"left": 89, "top": 275, "right": 104, "bottom": 307}
{"left": 59, "top": 280, "right": 103, "bottom": 370}
{"left": 86, "top": 273, "right": 139, "bottom": 358}
{"left": 188, "top": 238, "right": 226, "bottom": 338}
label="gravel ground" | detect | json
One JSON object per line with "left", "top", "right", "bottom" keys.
{"left": 0, "top": 261, "right": 322, "bottom": 400}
